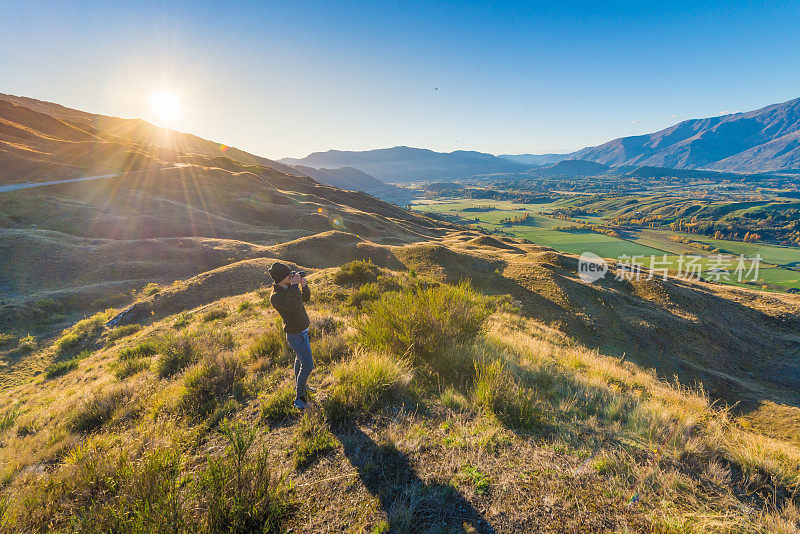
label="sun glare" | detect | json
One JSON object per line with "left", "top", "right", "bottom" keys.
{"left": 148, "top": 90, "right": 182, "bottom": 126}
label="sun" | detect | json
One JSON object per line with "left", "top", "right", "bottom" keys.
{"left": 148, "top": 90, "right": 182, "bottom": 126}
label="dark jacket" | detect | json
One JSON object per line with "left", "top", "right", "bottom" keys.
{"left": 270, "top": 283, "right": 311, "bottom": 334}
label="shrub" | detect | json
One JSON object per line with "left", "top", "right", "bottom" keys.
{"left": 7, "top": 334, "right": 36, "bottom": 358}
{"left": 472, "top": 358, "right": 542, "bottom": 430}
{"left": 292, "top": 412, "right": 336, "bottom": 470}
{"left": 44, "top": 359, "right": 79, "bottom": 380}
{"left": 203, "top": 309, "right": 228, "bottom": 322}
{"left": 237, "top": 301, "right": 253, "bottom": 313}
{"left": 0, "top": 408, "right": 20, "bottom": 433}
{"left": 179, "top": 354, "right": 246, "bottom": 420}
{"left": 118, "top": 339, "right": 159, "bottom": 361}
{"left": 312, "top": 333, "right": 350, "bottom": 365}
{"left": 332, "top": 260, "right": 382, "bottom": 286}
{"left": 7, "top": 428, "right": 294, "bottom": 533}
{"left": 69, "top": 387, "right": 131, "bottom": 433}
{"left": 106, "top": 324, "right": 141, "bottom": 344}
{"left": 143, "top": 283, "right": 161, "bottom": 296}
{"left": 348, "top": 282, "right": 382, "bottom": 307}
{"left": 246, "top": 322, "right": 288, "bottom": 365}
{"left": 355, "top": 282, "right": 491, "bottom": 370}
{"left": 197, "top": 420, "right": 294, "bottom": 532}
{"left": 155, "top": 336, "right": 201, "bottom": 378}
{"left": 440, "top": 386, "right": 469, "bottom": 411}
{"left": 173, "top": 312, "right": 193, "bottom": 329}
{"left": 53, "top": 312, "right": 108, "bottom": 357}
{"left": 323, "top": 352, "right": 412, "bottom": 421}
{"left": 308, "top": 314, "right": 343, "bottom": 339}
{"left": 260, "top": 387, "right": 295, "bottom": 424}
{"left": 113, "top": 358, "right": 149, "bottom": 380}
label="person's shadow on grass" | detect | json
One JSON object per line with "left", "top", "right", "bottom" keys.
{"left": 329, "top": 420, "right": 496, "bottom": 533}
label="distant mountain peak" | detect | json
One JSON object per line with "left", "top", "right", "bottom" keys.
{"left": 571, "top": 96, "right": 800, "bottom": 172}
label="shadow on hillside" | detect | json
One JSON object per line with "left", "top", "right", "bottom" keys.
{"left": 330, "top": 421, "right": 496, "bottom": 533}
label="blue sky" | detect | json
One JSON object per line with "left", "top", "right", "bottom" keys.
{"left": 2, "top": 0, "right": 799, "bottom": 158}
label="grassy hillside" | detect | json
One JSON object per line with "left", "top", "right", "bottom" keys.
{"left": 0, "top": 164, "right": 450, "bottom": 335}
{"left": 0, "top": 93, "right": 300, "bottom": 184}
{"left": 1, "top": 258, "right": 799, "bottom": 532}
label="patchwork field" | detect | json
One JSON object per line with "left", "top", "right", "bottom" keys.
{"left": 412, "top": 199, "right": 800, "bottom": 292}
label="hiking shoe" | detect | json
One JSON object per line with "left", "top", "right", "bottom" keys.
{"left": 292, "top": 398, "right": 307, "bottom": 411}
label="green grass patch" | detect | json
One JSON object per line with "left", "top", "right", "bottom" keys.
{"left": 457, "top": 464, "right": 490, "bottom": 494}
{"left": 323, "top": 352, "right": 412, "bottom": 422}
{"left": 246, "top": 322, "right": 288, "bottom": 365}
{"left": 260, "top": 387, "right": 296, "bottom": 424}
{"left": 202, "top": 309, "right": 229, "bottom": 322}
{"left": 173, "top": 312, "right": 193, "bottom": 329}
{"left": 292, "top": 412, "right": 337, "bottom": 470}
{"left": 155, "top": 336, "right": 201, "bottom": 378}
{"left": 69, "top": 387, "right": 131, "bottom": 433}
{"left": 44, "top": 359, "right": 79, "bottom": 380}
{"left": 355, "top": 282, "right": 491, "bottom": 374}
{"left": 473, "top": 358, "right": 543, "bottom": 431}
{"left": 106, "top": 324, "right": 141, "bottom": 344}
{"left": 179, "top": 354, "right": 246, "bottom": 420}
{"left": 118, "top": 339, "right": 159, "bottom": 361}
{"left": 332, "top": 260, "right": 382, "bottom": 286}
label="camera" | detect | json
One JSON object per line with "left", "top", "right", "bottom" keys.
{"left": 293, "top": 270, "right": 306, "bottom": 278}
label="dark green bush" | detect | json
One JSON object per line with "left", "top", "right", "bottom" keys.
{"left": 246, "top": 322, "right": 288, "bottom": 365}
{"left": 332, "top": 260, "right": 382, "bottom": 286}
{"left": 179, "top": 354, "right": 246, "bottom": 420}
{"left": 44, "top": 359, "right": 79, "bottom": 380}
{"left": 203, "top": 309, "right": 229, "bottom": 322}
{"left": 106, "top": 324, "right": 141, "bottom": 344}
{"left": 155, "top": 336, "right": 201, "bottom": 378}
{"left": 118, "top": 340, "right": 159, "bottom": 361}
{"left": 69, "top": 387, "right": 130, "bottom": 433}
{"left": 323, "top": 353, "right": 412, "bottom": 422}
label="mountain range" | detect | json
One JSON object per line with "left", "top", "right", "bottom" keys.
{"left": 280, "top": 146, "right": 530, "bottom": 182}
{"left": 283, "top": 97, "right": 800, "bottom": 180}
{"left": 571, "top": 96, "right": 800, "bottom": 172}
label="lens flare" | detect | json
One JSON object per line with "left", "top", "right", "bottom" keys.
{"left": 148, "top": 90, "right": 182, "bottom": 126}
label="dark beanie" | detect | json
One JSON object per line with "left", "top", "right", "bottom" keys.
{"left": 269, "top": 262, "right": 291, "bottom": 283}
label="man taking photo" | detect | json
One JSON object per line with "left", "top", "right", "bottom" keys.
{"left": 268, "top": 262, "right": 313, "bottom": 410}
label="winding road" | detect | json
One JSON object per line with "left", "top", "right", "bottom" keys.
{"left": 0, "top": 165, "right": 185, "bottom": 193}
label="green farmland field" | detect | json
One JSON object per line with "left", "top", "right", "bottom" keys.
{"left": 412, "top": 199, "right": 800, "bottom": 292}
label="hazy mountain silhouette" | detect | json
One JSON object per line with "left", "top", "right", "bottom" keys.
{"left": 571, "top": 96, "right": 800, "bottom": 172}
{"left": 499, "top": 153, "right": 571, "bottom": 166}
{"left": 279, "top": 146, "right": 529, "bottom": 181}
{"left": 292, "top": 165, "right": 413, "bottom": 204}
{"left": 526, "top": 159, "right": 610, "bottom": 177}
